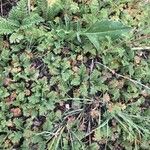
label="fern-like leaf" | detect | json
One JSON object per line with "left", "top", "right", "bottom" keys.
{"left": 0, "top": 17, "right": 19, "bottom": 34}
{"left": 9, "top": 32, "right": 24, "bottom": 43}
{"left": 8, "top": 0, "right": 28, "bottom": 22}
{"left": 21, "top": 13, "right": 44, "bottom": 29}
{"left": 36, "top": 0, "right": 62, "bottom": 20}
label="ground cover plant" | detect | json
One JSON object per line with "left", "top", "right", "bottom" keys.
{"left": 0, "top": 0, "right": 150, "bottom": 149}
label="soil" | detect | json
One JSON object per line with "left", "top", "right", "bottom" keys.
{"left": 0, "top": 0, "right": 18, "bottom": 16}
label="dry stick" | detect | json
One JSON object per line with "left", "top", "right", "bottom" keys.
{"left": 131, "top": 47, "right": 150, "bottom": 50}
{"left": 1, "top": 2, "right": 9, "bottom": 6}
{"left": 88, "top": 59, "right": 94, "bottom": 95}
{"left": 87, "top": 119, "right": 92, "bottom": 145}
{"left": 0, "top": 0, "right": 3, "bottom": 16}
{"left": 28, "top": 0, "right": 30, "bottom": 14}
{"left": 90, "top": 59, "right": 94, "bottom": 72}
{"left": 130, "top": 35, "right": 150, "bottom": 43}
{"left": 95, "top": 61, "right": 150, "bottom": 90}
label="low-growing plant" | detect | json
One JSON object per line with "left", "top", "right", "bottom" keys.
{"left": 0, "top": 0, "right": 150, "bottom": 149}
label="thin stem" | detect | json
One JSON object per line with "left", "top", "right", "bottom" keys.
{"left": 95, "top": 61, "right": 150, "bottom": 90}
{"left": 85, "top": 119, "right": 109, "bottom": 137}
{"left": 131, "top": 47, "right": 150, "bottom": 50}
{"left": 0, "top": 0, "right": 3, "bottom": 16}
{"left": 58, "top": 97, "right": 93, "bottom": 102}
{"left": 28, "top": 0, "right": 30, "bottom": 14}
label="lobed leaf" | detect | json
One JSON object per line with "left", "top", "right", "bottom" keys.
{"left": 0, "top": 17, "right": 18, "bottom": 35}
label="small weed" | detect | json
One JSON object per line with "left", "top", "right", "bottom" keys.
{"left": 0, "top": 0, "right": 150, "bottom": 149}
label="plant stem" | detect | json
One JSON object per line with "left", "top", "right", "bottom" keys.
{"left": 131, "top": 47, "right": 150, "bottom": 50}
{"left": 28, "top": 0, "right": 30, "bottom": 14}
{"left": 95, "top": 61, "right": 150, "bottom": 90}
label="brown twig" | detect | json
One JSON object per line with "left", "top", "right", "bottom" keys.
{"left": 95, "top": 61, "right": 150, "bottom": 90}
{"left": 0, "top": 0, "right": 3, "bottom": 16}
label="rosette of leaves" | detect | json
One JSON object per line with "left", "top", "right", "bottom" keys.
{"left": 0, "top": 0, "right": 44, "bottom": 43}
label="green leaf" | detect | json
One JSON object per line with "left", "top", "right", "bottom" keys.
{"left": 62, "top": 71, "right": 71, "bottom": 81}
{"left": 80, "top": 83, "right": 88, "bottom": 97}
{"left": 21, "top": 13, "right": 44, "bottom": 29}
{"left": 88, "top": 142, "right": 99, "bottom": 149}
{"left": 8, "top": 0, "right": 28, "bottom": 21}
{"left": 82, "top": 20, "right": 131, "bottom": 49}
{"left": 9, "top": 32, "right": 24, "bottom": 43}
{"left": 0, "top": 17, "right": 18, "bottom": 34}
{"left": 71, "top": 76, "right": 81, "bottom": 86}
{"left": 36, "top": 0, "right": 62, "bottom": 20}
{"left": 9, "top": 131, "right": 22, "bottom": 143}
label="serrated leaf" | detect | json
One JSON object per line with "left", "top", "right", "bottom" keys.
{"left": 82, "top": 20, "right": 131, "bottom": 49}
{"left": 71, "top": 76, "right": 81, "bottom": 86}
{"left": 9, "top": 32, "right": 24, "bottom": 43}
{"left": 0, "top": 17, "right": 18, "bottom": 34}
{"left": 21, "top": 13, "right": 44, "bottom": 29}
{"left": 8, "top": 0, "right": 28, "bottom": 21}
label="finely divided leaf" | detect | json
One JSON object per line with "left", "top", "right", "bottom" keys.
{"left": 21, "top": 13, "right": 44, "bottom": 29}
{"left": 8, "top": 0, "right": 28, "bottom": 21}
{"left": 9, "top": 32, "right": 24, "bottom": 43}
{"left": 0, "top": 17, "right": 18, "bottom": 34}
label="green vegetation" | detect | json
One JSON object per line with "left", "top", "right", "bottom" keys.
{"left": 0, "top": 0, "right": 150, "bottom": 149}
